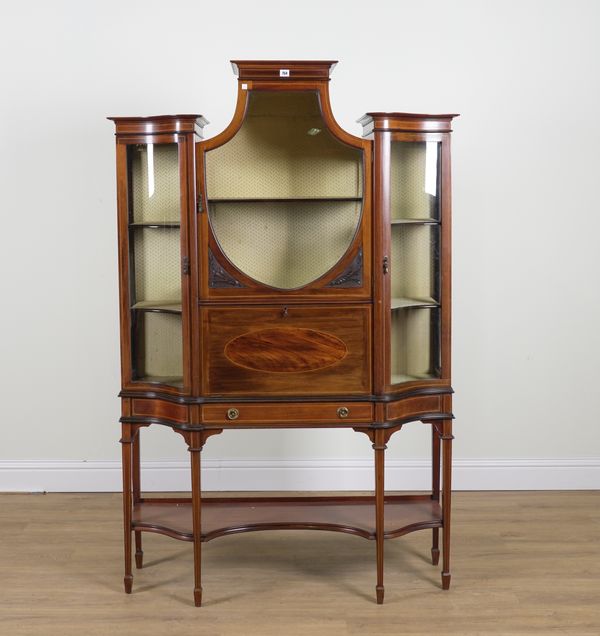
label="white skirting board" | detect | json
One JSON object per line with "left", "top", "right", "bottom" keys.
{"left": 0, "top": 458, "right": 599, "bottom": 492}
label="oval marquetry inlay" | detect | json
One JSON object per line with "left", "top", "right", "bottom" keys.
{"left": 224, "top": 328, "right": 348, "bottom": 373}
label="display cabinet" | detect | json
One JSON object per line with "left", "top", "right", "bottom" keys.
{"left": 109, "top": 60, "right": 458, "bottom": 606}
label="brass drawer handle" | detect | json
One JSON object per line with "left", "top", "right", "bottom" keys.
{"left": 337, "top": 406, "right": 349, "bottom": 419}
{"left": 227, "top": 408, "right": 239, "bottom": 420}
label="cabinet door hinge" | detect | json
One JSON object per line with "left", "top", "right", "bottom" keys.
{"left": 182, "top": 256, "right": 190, "bottom": 275}
{"left": 383, "top": 256, "right": 389, "bottom": 275}
{"left": 197, "top": 195, "right": 203, "bottom": 213}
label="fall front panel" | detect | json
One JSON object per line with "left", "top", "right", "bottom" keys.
{"left": 202, "top": 305, "right": 372, "bottom": 396}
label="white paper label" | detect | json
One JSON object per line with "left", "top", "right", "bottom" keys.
{"left": 279, "top": 69, "right": 290, "bottom": 77}
{"left": 241, "top": 83, "right": 248, "bottom": 90}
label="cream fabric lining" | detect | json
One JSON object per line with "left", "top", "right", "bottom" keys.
{"left": 135, "top": 312, "right": 183, "bottom": 380}
{"left": 390, "top": 142, "right": 438, "bottom": 220}
{"left": 210, "top": 200, "right": 361, "bottom": 289}
{"left": 130, "top": 143, "right": 183, "bottom": 382}
{"left": 206, "top": 92, "right": 363, "bottom": 199}
{"left": 131, "top": 142, "right": 182, "bottom": 302}
{"left": 131, "top": 144, "right": 180, "bottom": 222}
{"left": 389, "top": 141, "right": 440, "bottom": 383}
{"left": 390, "top": 308, "right": 435, "bottom": 381}
{"left": 205, "top": 92, "right": 363, "bottom": 289}
{"left": 390, "top": 224, "right": 436, "bottom": 301}
{"left": 133, "top": 228, "right": 181, "bottom": 302}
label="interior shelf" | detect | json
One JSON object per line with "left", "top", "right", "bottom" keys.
{"left": 391, "top": 373, "right": 437, "bottom": 384}
{"left": 209, "top": 197, "right": 362, "bottom": 203}
{"left": 133, "top": 300, "right": 182, "bottom": 313}
{"left": 391, "top": 218, "right": 439, "bottom": 225}
{"left": 134, "top": 375, "right": 183, "bottom": 387}
{"left": 130, "top": 221, "right": 181, "bottom": 228}
{"left": 391, "top": 297, "right": 438, "bottom": 310}
{"left": 132, "top": 495, "right": 442, "bottom": 542}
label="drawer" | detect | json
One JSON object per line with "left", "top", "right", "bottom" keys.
{"left": 202, "top": 402, "right": 374, "bottom": 425}
{"left": 202, "top": 305, "right": 371, "bottom": 396}
{"left": 131, "top": 398, "right": 189, "bottom": 423}
{"left": 385, "top": 395, "right": 442, "bottom": 422}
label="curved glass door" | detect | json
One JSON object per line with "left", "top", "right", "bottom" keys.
{"left": 128, "top": 142, "right": 183, "bottom": 387}
{"left": 205, "top": 91, "right": 363, "bottom": 289}
{"left": 389, "top": 140, "right": 441, "bottom": 385}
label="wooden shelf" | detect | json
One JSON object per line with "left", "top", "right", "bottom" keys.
{"left": 391, "top": 218, "right": 438, "bottom": 225}
{"left": 208, "top": 197, "right": 362, "bottom": 203}
{"left": 132, "top": 301, "right": 182, "bottom": 313}
{"left": 391, "top": 373, "right": 438, "bottom": 384}
{"left": 132, "top": 495, "right": 442, "bottom": 542}
{"left": 391, "top": 297, "right": 438, "bottom": 310}
{"left": 130, "top": 221, "right": 180, "bottom": 228}
{"left": 134, "top": 376, "right": 183, "bottom": 387}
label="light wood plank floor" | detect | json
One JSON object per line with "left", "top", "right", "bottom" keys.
{"left": 0, "top": 492, "right": 599, "bottom": 635}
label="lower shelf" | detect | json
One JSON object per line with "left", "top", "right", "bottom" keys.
{"left": 132, "top": 495, "right": 442, "bottom": 542}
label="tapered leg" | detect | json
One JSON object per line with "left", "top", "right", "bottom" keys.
{"left": 431, "top": 529, "right": 440, "bottom": 566}
{"left": 190, "top": 433, "right": 203, "bottom": 607}
{"left": 132, "top": 429, "right": 143, "bottom": 569}
{"left": 121, "top": 424, "right": 133, "bottom": 594}
{"left": 134, "top": 533, "right": 143, "bottom": 569}
{"left": 374, "top": 429, "right": 386, "bottom": 604}
{"left": 431, "top": 423, "right": 441, "bottom": 566}
{"left": 441, "top": 419, "right": 453, "bottom": 590}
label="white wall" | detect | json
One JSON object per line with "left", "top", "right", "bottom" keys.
{"left": 1, "top": 0, "right": 599, "bottom": 490}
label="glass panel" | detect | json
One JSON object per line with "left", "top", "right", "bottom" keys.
{"left": 205, "top": 91, "right": 363, "bottom": 289}
{"left": 389, "top": 140, "right": 441, "bottom": 385}
{"left": 209, "top": 199, "right": 361, "bottom": 290}
{"left": 390, "top": 307, "right": 440, "bottom": 384}
{"left": 132, "top": 227, "right": 181, "bottom": 304}
{"left": 128, "top": 143, "right": 182, "bottom": 386}
{"left": 390, "top": 141, "right": 439, "bottom": 221}
{"left": 130, "top": 143, "right": 180, "bottom": 223}
{"left": 390, "top": 224, "right": 439, "bottom": 305}
{"left": 132, "top": 311, "right": 183, "bottom": 387}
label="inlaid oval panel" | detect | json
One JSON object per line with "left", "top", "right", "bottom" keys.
{"left": 224, "top": 327, "right": 348, "bottom": 373}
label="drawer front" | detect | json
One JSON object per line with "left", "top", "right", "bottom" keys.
{"left": 202, "top": 402, "right": 373, "bottom": 425}
{"left": 131, "top": 398, "right": 189, "bottom": 423}
{"left": 385, "top": 395, "right": 442, "bottom": 422}
{"left": 202, "top": 305, "right": 372, "bottom": 396}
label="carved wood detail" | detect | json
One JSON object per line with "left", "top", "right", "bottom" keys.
{"left": 326, "top": 248, "right": 363, "bottom": 288}
{"left": 208, "top": 249, "right": 244, "bottom": 288}
{"left": 172, "top": 427, "right": 223, "bottom": 449}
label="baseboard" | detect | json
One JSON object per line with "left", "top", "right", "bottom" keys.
{"left": 1, "top": 457, "right": 599, "bottom": 492}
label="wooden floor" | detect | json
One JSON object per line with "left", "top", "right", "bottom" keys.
{"left": 1, "top": 492, "right": 599, "bottom": 635}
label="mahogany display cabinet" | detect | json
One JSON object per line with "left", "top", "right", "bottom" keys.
{"left": 109, "top": 60, "right": 458, "bottom": 606}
